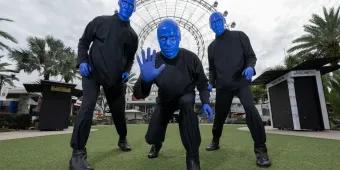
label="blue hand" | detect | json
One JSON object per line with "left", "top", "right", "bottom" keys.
{"left": 208, "top": 83, "right": 213, "bottom": 92}
{"left": 242, "top": 66, "right": 254, "bottom": 81}
{"left": 122, "top": 72, "right": 129, "bottom": 83}
{"left": 137, "top": 47, "right": 166, "bottom": 82}
{"left": 202, "top": 104, "right": 214, "bottom": 122}
{"left": 79, "top": 63, "right": 91, "bottom": 77}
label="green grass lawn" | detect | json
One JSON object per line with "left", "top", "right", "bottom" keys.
{"left": 0, "top": 124, "right": 340, "bottom": 170}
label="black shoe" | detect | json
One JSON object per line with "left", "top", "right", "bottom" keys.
{"left": 118, "top": 138, "right": 131, "bottom": 152}
{"left": 186, "top": 156, "right": 200, "bottom": 170}
{"left": 206, "top": 140, "right": 220, "bottom": 151}
{"left": 148, "top": 144, "right": 162, "bottom": 159}
{"left": 255, "top": 147, "right": 271, "bottom": 168}
{"left": 69, "top": 149, "right": 93, "bottom": 170}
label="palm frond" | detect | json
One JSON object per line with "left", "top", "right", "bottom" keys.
{"left": 0, "top": 31, "right": 18, "bottom": 43}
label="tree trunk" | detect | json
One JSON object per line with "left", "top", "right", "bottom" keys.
{"left": 43, "top": 73, "right": 50, "bottom": 80}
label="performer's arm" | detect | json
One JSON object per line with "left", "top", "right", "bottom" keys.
{"left": 194, "top": 56, "right": 210, "bottom": 104}
{"left": 124, "top": 33, "right": 138, "bottom": 72}
{"left": 77, "top": 18, "right": 98, "bottom": 67}
{"left": 208, "top": 44, "right": 217, "bottom": 87}
{"left": 240, "top": 31, "right": 257, "bottom": 75}
{"left": 133, "top": 77, "right": 153, "bottom": 99}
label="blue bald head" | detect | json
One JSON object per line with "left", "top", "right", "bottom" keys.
{"left": 157, "top": 19, "right": 181, "bottom": 59}
{"left": 118, "top": 0, "right": 136, "bottom": 21}
{"left": 209, "top": 12, "right": 226, "bottom": 36}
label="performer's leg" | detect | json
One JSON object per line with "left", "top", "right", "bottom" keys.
{"left": 177, "top": 93, "right": 200, "bottom": 170}
{"left": 104, "top": 85, "right": 127, "bottom": 138}
{"left": 70, "top": 77, "right": 100, "bottom": 150}
{"left": 104, "top": 84, "right": 131, "bottom": 151}
{"left": 69, "top": 77, "right": 99, "bottom": 170}
{"left": 237, "top": 85, "right": 266, "bottom": 148}
{"left": 145, "top": 102, "right": 176, "bottom": 158}
{"left": 207, "top": 89, "right": 234, "bottom": 151}
{"left": 237, "top": 85, "right": 271, "bottom": 167}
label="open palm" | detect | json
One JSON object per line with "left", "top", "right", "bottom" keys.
{"left": 137, "top": 47, "right": 166, "bottom": 82}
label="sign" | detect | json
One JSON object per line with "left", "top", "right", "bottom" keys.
{"left": 51, "top": 86, "right": 71, "bottom": 93}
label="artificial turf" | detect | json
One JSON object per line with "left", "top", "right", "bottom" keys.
{"left": 0, "top": 124, "right": 340, "bottom": 170}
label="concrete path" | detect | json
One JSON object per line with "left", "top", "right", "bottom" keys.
{"left": 238, "top": 126, "right": 340, "bottom": 141}
{"left": 0, "top": 127, "right": 97, "bottom": 141}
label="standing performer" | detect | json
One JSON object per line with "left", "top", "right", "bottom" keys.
{"left": 206, "top": 12, "right": 271, "bottom": 167}
{"left": 133, "top": 19, "right": 214, "bottom": 170}
{"left": 69, "top": 0, "right": 138, "bottom": 169}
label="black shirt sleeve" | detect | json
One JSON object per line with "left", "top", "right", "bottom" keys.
{"left": 239, "top": 31, "right": 257, "bottom": 75}
{"left": 133, "top": 76, "right": 153, "bottom": 99}
{"left": 193, "top": 55, "right": 210, "bottom": 104}
{"left": 208, "top": 43, "right": 217, "bottom": 87}
{"left": 124, "top": 31, "right": 138, "bottom": 72}
{"left": 77, "top": 17, "right": 99, "bottom": 67}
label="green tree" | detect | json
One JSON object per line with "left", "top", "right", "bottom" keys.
{"left": 288, "top": 6, "right": 340, "bottom": 59}
{"left": 58, "top": 48, "right": 80, "bottom": 83}
{"left": 251, "top": 84, "right": 267, "bottom": 104}
{"left": 324, "top": 71, "right": 340, "bottom": 129}
{"left": 10, "top": 35, "right": 77, "bottom": 82}
{"left": 0, "top": 56, "right": 18, "bottom": 90}
{"left": 126, "top": 72, "right": 137, "bottom": 93}
{"left": 0, "top": 18, "right": 17, "bottom": 51}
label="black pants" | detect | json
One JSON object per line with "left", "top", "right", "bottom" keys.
{"left": 145, "top": 93, "right": 201, "bottom": 158}
{"left": 70, "top": 77, "right": 127, "bottom": 150}
{"left": 212, "top": 85, "right": 266, "bottom": 148}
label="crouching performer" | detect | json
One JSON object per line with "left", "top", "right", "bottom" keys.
{"left": 133, "top": 19, "right": 214, "bottom": 170}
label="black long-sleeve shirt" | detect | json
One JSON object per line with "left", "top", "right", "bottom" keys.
{"left": 78, "top": 14, "right": 138, "bottom": 87}
{"left": 133, "top": 48, "right": 210, "bottom": 104}
{"left": 208, "top": 30, "right": 257, "bottom": 90}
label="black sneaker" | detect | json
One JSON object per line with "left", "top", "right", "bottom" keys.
{"left": 118, "top": 138, "right": 131, "bottom": 152}
{"left": 186, "top": 156, "right": 200, "bottom": 170}
{"left": 69, "top": 149, "right": 93, "bottom": 170}
{"left": 206, "top": 140, "right": 220, "bottom": 151}
{"left": 148, "top": 144, "right": 162, "bottom": 159}
{"left": 255, "top": 147, "right": 271, "bottom": 168}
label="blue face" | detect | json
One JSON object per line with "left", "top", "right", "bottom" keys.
{"left": 157, "top": 19, "right": 181, "bottom": 59}
{"left": 118, "top": 0, "right": 135, "bottom": 21}
{"left": 209, "top": 12, "right": 226, "bottom": 36}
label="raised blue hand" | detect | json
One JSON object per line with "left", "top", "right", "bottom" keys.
{"left": 79, "top": 63, "right": 91, "bottom": 77}
{"left": 137, "top": 47, "right": 166, "bottom": 82}
{"left": 208, "top": 83, "right": 213, "bottom": 92}
{"left": 202, "top": 103, "right": 214, "bottom": 122}
{"left": 242, "top": 66, "right": 254, "bottom": 81}
{"left": 122, "top": 72, "right": 129, "bottom": 83}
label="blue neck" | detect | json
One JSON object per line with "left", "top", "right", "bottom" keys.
{"left": 118, "top": 13, "right": 129, "bottom": 22}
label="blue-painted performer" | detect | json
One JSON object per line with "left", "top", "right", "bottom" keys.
{"left": 205, "top": 12, "right": 271, "bottom": 168}
{"left": 133, "top": 19, "right": 214, "bottom": 170}
{"left": 69, "top": 0, "right": 138, "bottom": 169}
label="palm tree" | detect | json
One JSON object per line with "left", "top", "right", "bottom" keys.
{"left": 126, "top": 72, "right": 137, "bottom": 93}
{"left": 288, "top": 6, "right": 340, "bottom": 59}
{"left": 58, "top": 48, "right": 80, "bottom": 83}
{"left": 284, "top": 54, "right": 304, "bottom": 69}
{"left": 0, "top": 56, "right": 18, "bottom": 90}
{"left": 10, "top": 35, "right": 77, "bottom": 82}
{"left": 324, "top": 71, "right": 340, "bottom": 129}
{"left": 251, "top": 84, "right": 267, "bottom": 103}
{"left": 0, "top": 18, "right": 17, "bottom": 51}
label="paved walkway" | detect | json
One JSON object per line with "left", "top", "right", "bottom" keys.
{"left": 238, "top": 126, "right": 340, "bottom": 141}
{"left": 0, "top": 127, "right": 97, "bottom": 141}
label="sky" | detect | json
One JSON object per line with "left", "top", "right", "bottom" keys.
{"left": 0, "top": 0, "right": 339, "bottom": 89}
